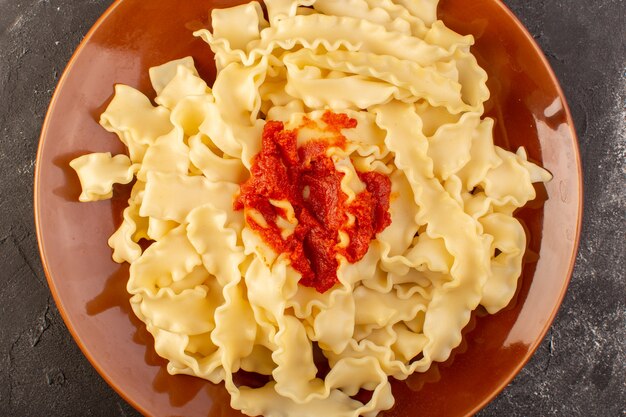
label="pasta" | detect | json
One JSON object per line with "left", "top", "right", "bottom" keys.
{"left": 71, "top": 1, "right": 552, "bottom": 416}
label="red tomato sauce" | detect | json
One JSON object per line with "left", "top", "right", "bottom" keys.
{"left": 234, "top": 111, "right": 391, "bottom": 293}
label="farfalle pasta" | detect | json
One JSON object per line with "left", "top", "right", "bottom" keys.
{"left": 71, "top": 1, "right": 552, "bottom": 416}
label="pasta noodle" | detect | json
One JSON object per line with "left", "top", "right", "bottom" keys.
{"left": 70, "top": 1, "right": 552, "bottom": 416}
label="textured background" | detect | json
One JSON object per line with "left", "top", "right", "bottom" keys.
{"left": 0, "top": 0, "right": 624, "bottom": 416}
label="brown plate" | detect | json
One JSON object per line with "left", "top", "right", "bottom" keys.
{"left": 34, "top": 0, "right": 583, "bottom": 416}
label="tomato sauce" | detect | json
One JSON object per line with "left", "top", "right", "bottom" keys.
{"left": 234, "top": 111, "right": 391, "bottom": 293}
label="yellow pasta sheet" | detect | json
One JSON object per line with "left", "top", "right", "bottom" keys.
{"left": 70, "top": 1, "right": 552, "bottom": 416}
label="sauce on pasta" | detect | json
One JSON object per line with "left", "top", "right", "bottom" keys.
{"left": 235, "top": 111, "right": 391, "bottom": 293}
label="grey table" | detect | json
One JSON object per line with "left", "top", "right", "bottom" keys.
{"left": 1, "top": 1, "right": 624, "bottom": 416}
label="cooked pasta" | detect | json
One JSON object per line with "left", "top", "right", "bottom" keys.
{"left": 71, "top": 1, "right": 552, "bottom": 416}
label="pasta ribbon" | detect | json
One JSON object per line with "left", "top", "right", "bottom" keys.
{"left": 69, "top": 1, "right": 552, "bottom": 416}
{"left": 69, "top": 152, "right": 136, "bottom": 202}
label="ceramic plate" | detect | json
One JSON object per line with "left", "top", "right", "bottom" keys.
{"left": 35, "top": 0, "right": 583, "bottom": 415}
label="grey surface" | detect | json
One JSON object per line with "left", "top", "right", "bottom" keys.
{"left": 0, "top": 0, "right": 624, "bottom": 416}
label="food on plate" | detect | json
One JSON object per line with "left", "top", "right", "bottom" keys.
{"left": 70, "top": 0, "right": 552, "bottom": 416}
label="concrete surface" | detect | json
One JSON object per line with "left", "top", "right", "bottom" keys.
{"left": 0, "top": 0, "right": 624, "bottom": 416}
